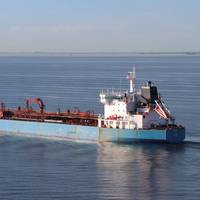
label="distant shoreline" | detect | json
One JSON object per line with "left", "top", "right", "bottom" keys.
{"left": 0, "top": 51, "right": 200, "bottom": 57}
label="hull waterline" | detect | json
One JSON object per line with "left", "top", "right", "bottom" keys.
{"left": 0, "top": 119, "right": 185, "bottom": 143}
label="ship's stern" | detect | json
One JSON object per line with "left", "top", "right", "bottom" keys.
{"left": 166, "top": 126, "right": 185, "bottom": 143}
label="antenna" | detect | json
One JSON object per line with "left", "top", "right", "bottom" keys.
{"left": 119, "top": 75, "right": 122, "bottom": 93}
{"left": 127, "top": 67, "right": 136, "bottom": 93}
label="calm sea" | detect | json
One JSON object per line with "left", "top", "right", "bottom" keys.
{"left": 0, "top": 55, "right": 199, "bottom": 200}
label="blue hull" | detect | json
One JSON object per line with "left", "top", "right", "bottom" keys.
{"left": 0, "top": 119, "right": 185, "bottom": 143}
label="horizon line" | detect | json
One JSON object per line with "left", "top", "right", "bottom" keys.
{"left": 0, "top": 51, "right": 200, "bottom": 55}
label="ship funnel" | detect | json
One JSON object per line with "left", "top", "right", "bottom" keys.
{"left": 127, "top": 67, "right": 136, "bottom": 93}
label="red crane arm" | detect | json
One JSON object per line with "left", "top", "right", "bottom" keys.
{"left": 25, "top": 98, "right": 45, "bottom": 113}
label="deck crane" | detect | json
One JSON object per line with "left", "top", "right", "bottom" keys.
{"left": 25, "top": 98, "right": 45, "bottom": 113}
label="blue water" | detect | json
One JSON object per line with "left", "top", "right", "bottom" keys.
{"left": 0, "top": 55, "right": 200, "bottom": 199}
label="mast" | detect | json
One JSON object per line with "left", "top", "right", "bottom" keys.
{"left": 127, "top": 67, "right": 136, "bottom": 93}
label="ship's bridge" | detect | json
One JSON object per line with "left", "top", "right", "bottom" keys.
{"left": 100, "top": 90, "right": 128, "bottom": 119}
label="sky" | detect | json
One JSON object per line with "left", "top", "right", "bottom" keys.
{"left": 0, "top": 0, "right": 200, "bottom": 52}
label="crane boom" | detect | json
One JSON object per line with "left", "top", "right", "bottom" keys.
{"left": 25, "top": 98, "right": 45, "bottom": 113}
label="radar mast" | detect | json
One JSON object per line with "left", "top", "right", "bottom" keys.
{"left": 127, "top": 67, "right": 136, "bottom": 93}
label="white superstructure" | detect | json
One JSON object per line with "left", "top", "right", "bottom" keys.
{"left": 98, "top": 68, "right": 174, "bottom": 130}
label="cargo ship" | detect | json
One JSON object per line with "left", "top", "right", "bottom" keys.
{"left": 0, "top": 68, "right": 185, "bottom": 143}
